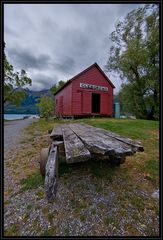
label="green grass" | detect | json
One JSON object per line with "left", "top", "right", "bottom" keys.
{"left": 98, "top": 202, "right": 106, "bottom": 210}
{"left": 20, "top": 171, "right": 44, "bottom": 192}
{"left": 59, "top": 162, "right": 73, "bottom": 176}
{"left": 36, "top": 191, "right": 44, "bottom": 200}
{"left": 47, "top": 213, "right": 54, "bottom": 223}
{"left": 59, "top": 158, "right": 115, "bottom": 181}
{"left": 86, "top": 160, "right": 115, "bottom": 180}
{"left": 27, "top": 204, "right": 32, "bottom": 210}
{"left": 64, "top": 228, "right": 70, "bottom": 235}
{"left": 74, "top": 201, "right": 89, "bottom": 214}
{"left": 27, "top": 117, "right": 159, "bottom": 139}
{"left": 41, "top": 229, "right": 54, "bottom": 236}
{"left": 104, "top": 216, "right": 114, "bottom": 225}
{"left": 80, "top": 215, "right": 86, "bottom": 222}
{"left": 90, "top": 208, "right": 96, "bottom": 215}
{"left": 23, "top": 213, "right": 30, "bottom": 221}
{"left": 81, "top": 118, "right": 159, "bottom": 140}
{"left": 26, "top": 118, "right": 63, "bottom": 135}
{"left": 143, "top": 158, "right": 159, "bottom": 184}
{"left": 32, "top": 217, "right": 39, "bottom": 227}
{"left": 4, "top": 224, "right": 19, "bottom": 236}
{"left": 4, "top": 199, "right": 12, "bottom": 205}
{"left": 35, "top": 205, "right": 41, "bottom": 210}
{"left": 143, "top": 158, "right": 159, "bottom": 176}
{"left": 155, "top": 206, "right": 159, "bottom": 216}
{"left": 130, "top": 196, "right": 145, "bottom": 210}
{"left": 104, "top": 216, "right": 118, "bottom": 226}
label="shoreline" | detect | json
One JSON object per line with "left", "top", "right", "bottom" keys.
{"left": 4, "top": 114, "right": 40, "bottom": 121}
{"left": 4, "top": 118, "right": 25, "bottom": 122}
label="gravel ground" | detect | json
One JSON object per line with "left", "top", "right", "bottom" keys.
{"left": 4, "top": 119, "right": 36, "bottom": 157}
{"left": 4, "top": 120, "right": 159, "bottom": 237}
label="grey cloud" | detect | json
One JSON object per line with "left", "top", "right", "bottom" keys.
{"left": 41, "top": 17, "right": 58, "bottom": 34}
{"left": 57, "top": 28, "right": 96, "bottom": 67}
{"left": 4, "top": 26, "right": 18, "bottom": 37}
{"left": 4, "top": 3, "right": 143, "bottom": 92}
{"left": 116, "top": 3, "right": 143, "bottom": 16}
{"left": 7, "top": 48, "right": 51, "bottom": 70}
{"left": 53, "top": 57, "right": 75, "bottom": 73}
{"left": 61, "top": 29, "right": 92, "bottom": 54}
{"left": 32, "top": 74, "right": 58, "bottom": 90}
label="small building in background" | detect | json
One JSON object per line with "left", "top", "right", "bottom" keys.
{"left": 54, "top": 63, "right": 115, "bottom": 118}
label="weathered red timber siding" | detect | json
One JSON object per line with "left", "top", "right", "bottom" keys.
{"left": 55, "top": 83, "right": 72, "bottom": 116}
{"left": 72, "top": 66, "right": 113, "bottom": 116}
{"left": 54, "top": 63, "right": 115, "bottom": 117}
{"left": 82, "top": 92, "right": 92, "bottom": 114}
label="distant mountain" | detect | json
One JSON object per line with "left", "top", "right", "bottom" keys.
{"left": 4, "top": 89, "right": 53, "bottom": 114}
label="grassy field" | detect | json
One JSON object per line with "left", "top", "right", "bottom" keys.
{"left": 4, "top": 117, "right": 159, "bottom": 236}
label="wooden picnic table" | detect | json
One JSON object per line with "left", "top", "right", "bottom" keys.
{"left": 44, "top": 123, "right": 144, "bottom": 202}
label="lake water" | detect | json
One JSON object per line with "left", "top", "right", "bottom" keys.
{"left": 4, "top": 114, "right": 39, "bottom": 120}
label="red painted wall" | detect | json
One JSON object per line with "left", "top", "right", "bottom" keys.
{"left": 55, "top": 83, "right": 72, "bottom": 116}
{"left": 55, "top": 65, "right": 114, "bottom": 117}
{"left": 72, "top": 66, "right": 113, "bottom": 116}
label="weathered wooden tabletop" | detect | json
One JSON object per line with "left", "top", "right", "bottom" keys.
{"left": 45, "top": 123, "right": 144, "bottom": 202}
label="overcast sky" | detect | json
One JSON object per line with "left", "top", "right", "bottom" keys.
{"left": 4, "top": 3, "right": 143, "bottom": 93}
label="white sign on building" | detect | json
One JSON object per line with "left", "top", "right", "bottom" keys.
{"left": 80, "top": 83, "right": 108, "bottom": 92}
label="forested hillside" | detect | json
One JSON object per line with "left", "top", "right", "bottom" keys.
{"left": 4, "top": 89, "right": 53, "bottom": 114}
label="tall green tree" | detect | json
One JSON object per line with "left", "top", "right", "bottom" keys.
{"left": 50, "top": 80, "right": 66, "bottom": 95}
{"left": 106, "top": 4, "right": 159, "bottom": 119}
{"left": 37, "top": 96, "right": 54, "bottom": 121}
{"left": 4, "top": 43, "right": 32, "bottom": 106}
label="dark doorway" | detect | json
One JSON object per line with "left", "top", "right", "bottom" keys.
{"left": 92, "top": 93, "right": 100, "bottom": 113}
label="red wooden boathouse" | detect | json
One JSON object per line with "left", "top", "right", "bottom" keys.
{"left": 54, "top": 63, "right": 115, "bottom": 118}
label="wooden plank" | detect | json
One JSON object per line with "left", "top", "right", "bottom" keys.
{"left": 45, "top": 143, "right": 58, "bottom": 202}
{"left": 79, "top": 123, "right": 144, "bottom": 152}
{"left": 50, "top": 124, "right": 63, "bottom": 140}
{"left": 62, "top": 125, "right": 91, "bottom": 163}
{"left": 69, "top": 123, "right": 134, "bottom": 158}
